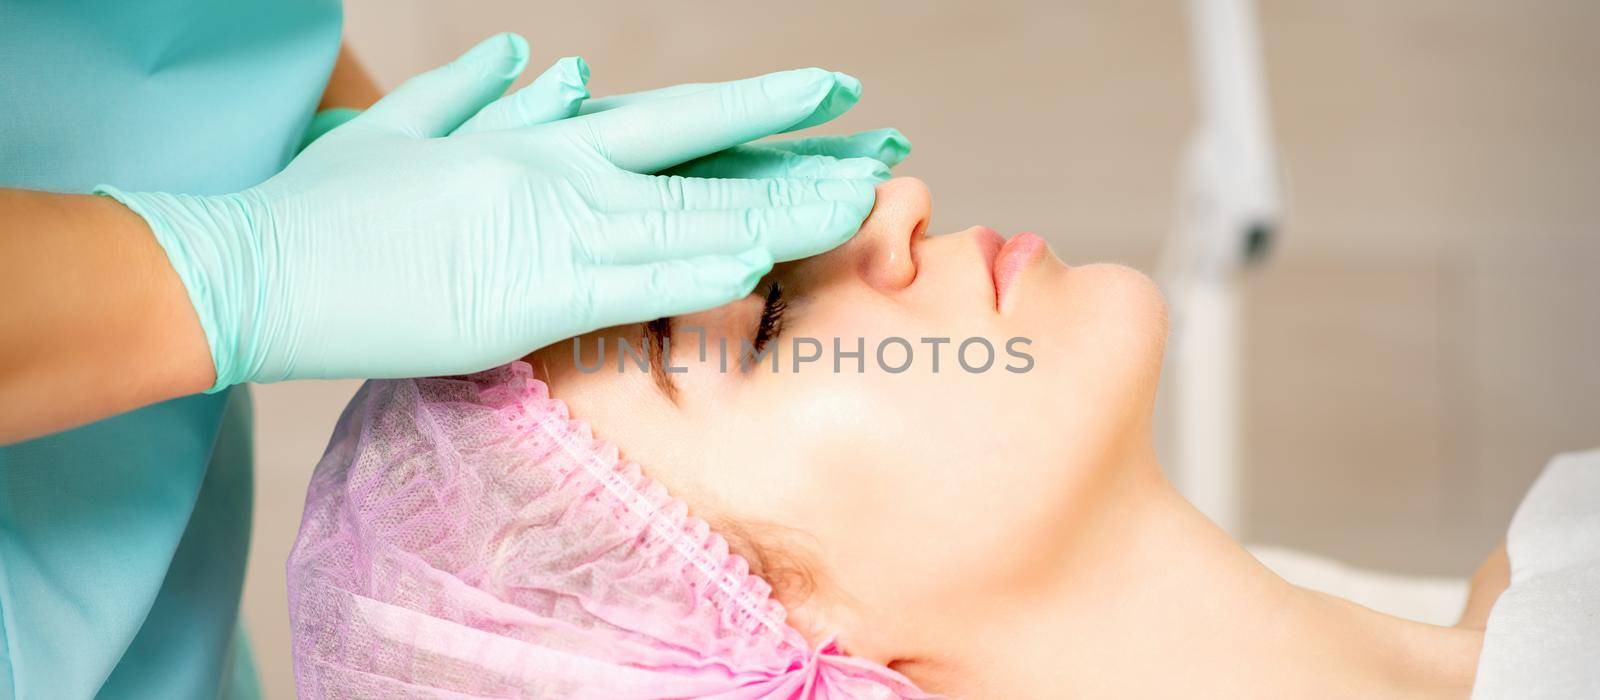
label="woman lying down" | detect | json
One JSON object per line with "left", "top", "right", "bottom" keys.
{"left": 287, "top": 177, "right": 1599, "bottom": 698}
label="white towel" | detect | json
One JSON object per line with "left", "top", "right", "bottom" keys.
{"left": 1473, "top": 448, "right": 1600, "bottom": 699}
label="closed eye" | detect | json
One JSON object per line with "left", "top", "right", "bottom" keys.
{"left": 751, "top": 280, "right": 787, "bottom": 355}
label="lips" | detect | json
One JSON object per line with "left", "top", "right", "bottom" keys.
{"left": 974, "top": 229, "right": 1044, "bottom": 312}
{"left": 973, "top": 225, "right": 1004, "bottom": 271}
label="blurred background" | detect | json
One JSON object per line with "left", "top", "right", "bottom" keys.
{"left": 244, "top": 1, "right": 1600, "bottom": 695}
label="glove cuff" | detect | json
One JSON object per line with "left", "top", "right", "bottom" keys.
{"left": 94, "top": 186, "right": 268, "bottom": 393}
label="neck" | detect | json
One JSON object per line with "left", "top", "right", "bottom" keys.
{"left": 939, "top": 448, "right": 1482, "bottom": 699}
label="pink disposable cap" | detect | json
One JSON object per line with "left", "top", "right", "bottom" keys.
{"left": 287, "top": 361, "right": 936, "bottom": 699}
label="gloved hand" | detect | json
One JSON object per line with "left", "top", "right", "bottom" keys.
{"left": 296, "top": 54, "right": 596, "bottom": 150}
{"left": 99, "top": 33, "right": 881, "bottom": 392}
{"left": 580, "top": 81, "right": 911, "bottom": 180}
{"left": 662, "top": 127, "right": 910, "bottom": 180}
{"left": 299, "top": 56, "right": 912, "bottom": 180}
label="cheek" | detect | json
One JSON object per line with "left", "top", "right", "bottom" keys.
{"left": 742, "top": 370, "right": 1072, "bottom": 612}
{"left": 710, "top": 375, "right": 897, "bottom": 519}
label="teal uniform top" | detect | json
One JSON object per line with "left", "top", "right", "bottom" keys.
{"left": 0, "top": 1, "right": 341, "bottom": 696}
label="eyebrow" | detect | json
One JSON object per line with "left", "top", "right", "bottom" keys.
{"left": 642, "top": 318, "right": 680, "bottom": 404}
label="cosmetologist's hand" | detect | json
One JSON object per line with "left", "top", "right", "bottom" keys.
{"left": 99, "top": 33, "right": 883, "bottom": 391}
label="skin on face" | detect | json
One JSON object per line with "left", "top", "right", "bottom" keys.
{"left": 527, "top": 176, "right": 1169, "bottom": 667}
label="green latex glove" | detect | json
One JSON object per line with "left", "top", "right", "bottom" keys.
{"left": 299, "top": 58, "right": 912, "bottom": 179}
{"left": 582, "top": 80, "right": 911, "bottom": 180}
{"left": 298, "top": 55, "right": 596, "bottom": 150}
{"left": 664, "top": 128, "right": 910, "bottom": 180}
{"left": 98, "top": 33, "right": 881, "bottom": 391}
{"left": 298, "top": 107, "right": 363, "bottom": 151}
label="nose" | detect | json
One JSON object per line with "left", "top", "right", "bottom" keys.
{"left": 821, "top": 176, "right": 931, "bottom": 291}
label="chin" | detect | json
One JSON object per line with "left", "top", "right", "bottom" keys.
{"left": 1047, "top": 260, "right": 1168, "bottom": 341}
{"left": 1034, "top": 261, "right": 1170, "bottom": 416}
{"left": 1107, "top": 265, "right": 1170, "bottom": 424}
{"left": 1118, "top": 263, "right": 1171, "bottom": 356}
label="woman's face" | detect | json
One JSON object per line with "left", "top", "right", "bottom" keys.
{"left": 528, "top": 176, "right": 1167, "bottom": 663}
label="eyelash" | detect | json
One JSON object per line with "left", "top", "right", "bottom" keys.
{"left": 752, "top": 281, "right": 788, "bottom": 354}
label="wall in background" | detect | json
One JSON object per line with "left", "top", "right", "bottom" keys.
{"left": 244, "top": 2, "right": 1600, "bottom": 696}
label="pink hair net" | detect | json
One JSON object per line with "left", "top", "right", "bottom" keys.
{"left": 287, "top": 362, "right": 934, "bottom": 699}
